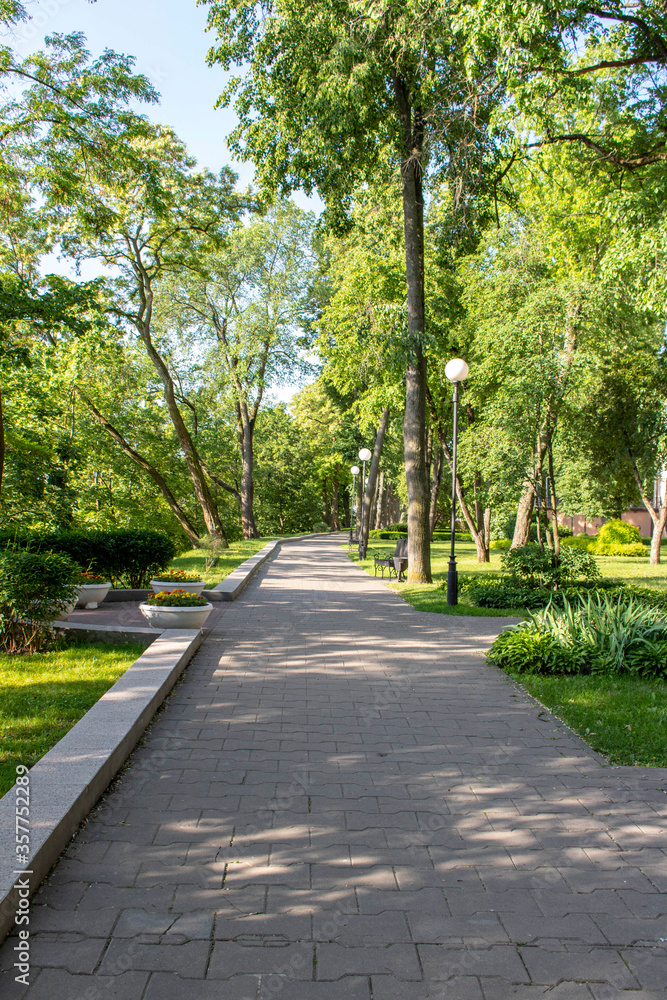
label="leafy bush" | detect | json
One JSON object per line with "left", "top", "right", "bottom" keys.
{"left": 501, "top": 544, "right": 600, "bottom": 589}
{"left": 489, "top": 539, "right": 511, "bottom": 551}
{"left": 384, "top": 522, "right": 408, "bottom": 532}
{"left": 561, "top": 535, "right": 596, "bottom": 552}
{"left": 459, "top": 575, "right": 547, "bottom": 609}
{"left": 0, "top": 550, "right": 80, "bottom": 654}
{"left": 597, "top": 541, "right": 648, "bottom": 557}
{"left": 597, "top": 519, "right": 642, "bottom": 546}
{"left": 556, "top": 525, "right": 573, "bottom": 537}
{"left": 312, "top": 522, "right": 330, "bottom": 533}
{"left": 0, "top": 529, "right": 175, "bottom": 588}
{"left": 489, "top": 592, "right": 667, "bottom": 677}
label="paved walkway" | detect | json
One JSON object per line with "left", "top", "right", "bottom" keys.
{"left": 1, "top": 536, "right": 666, "bottom": 999}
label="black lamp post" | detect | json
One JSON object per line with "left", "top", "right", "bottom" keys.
{"left": 350, "top": 465, "right": 360, "bottom": 544}
{"left": 358, "top": 447, "right": 372, "bottom": 559}
{"left": 445, "top": 358, "right": 469, "bottom": 606}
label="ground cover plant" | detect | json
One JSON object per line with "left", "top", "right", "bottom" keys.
{"left": 0, "top": 640, "right": 144, "bottom": 796}
{"left": 504, "top": 672, "right": 667, "bottom": 767}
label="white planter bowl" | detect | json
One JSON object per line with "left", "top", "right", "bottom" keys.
{"left": 139, "top": 602, "right": 213, "bottom": 630}
{"left": 75, "top": 582, "right": 112, "bottom": 609}
{"left": 150, "top": 580, "right": 207, "bottom": 596}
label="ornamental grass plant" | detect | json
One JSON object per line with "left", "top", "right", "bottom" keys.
{"left": 489, "top": 592, "right": 667, "bottom": 678}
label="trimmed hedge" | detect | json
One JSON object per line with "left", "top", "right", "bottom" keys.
{"left": 0, "top": 529, "right": 175, "bottom": 588}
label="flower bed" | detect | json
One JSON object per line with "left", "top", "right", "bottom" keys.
{"left": 146, "top": 590, "right": 209, "bottom": 607}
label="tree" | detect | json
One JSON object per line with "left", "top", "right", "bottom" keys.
{"left": 55, "top": 125, "right": 246, "bottom": 543}
{"left": 200, "top": 0, "right": 505, "bottom": 582}
{"left": 169, "top": 199, "right": 315, "bottom": 538}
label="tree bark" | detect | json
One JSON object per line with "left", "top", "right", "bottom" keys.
{"left": 547, "top": 441, "right": 560, "bottom": 557}
{"left": 78, "top": 390, "right": 202, "bottom": 547}
{"left": 360, "top": 406, "right": 390, "bottom": 556}
{"left": 235, "top": 401, "right": 260, "bottom": 538}
{"left": 330, "top": 479, "right": 340, "bottom": 530}
{"left": 376, "top": 470, "right": 386, "bottom": 530}
{"left": 429, "top": 444, "right": 443, "bottom": 539}
{"left": 342, "top": 487, "right": 350, "bottom": 528}
{"left": 394, "top": 75, "right": 431, "bottom": 583}
{"left": 132, "top": 266, "right": 228, "bottom": 544}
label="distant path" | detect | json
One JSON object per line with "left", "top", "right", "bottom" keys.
{"left": 1, "top": 535, "right": 666, "bottom": 999}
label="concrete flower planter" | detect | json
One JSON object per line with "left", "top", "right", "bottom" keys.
{"left": 150, "top": 579, "right": 207, "bottom": 596}
{"left": 139, "top": 602, "right": 213, "bottom": 630}
{"left": 75, "top": 582, "right": 112, "bottom": 609}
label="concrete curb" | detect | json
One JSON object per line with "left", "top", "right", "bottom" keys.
{"left": 0, "top": 628, "right": 203, "bottom": 944}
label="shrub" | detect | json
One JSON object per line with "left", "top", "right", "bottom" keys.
{"left": 0, "top": 529, "right": 175, "bottom": 588}
{"left": 596, "top": 541, "right": 648, "bottom": 557}
{"left": 488, "top": 592, "right": 667, "bottom": 677}
{"left": 458, "top": 575, "right": 547, "bottom": 609}
{"left": 501, "top": 544, "right": 600, "bottom": 589}
{"left": 597, "top": 519, "right": 642, "bottom": 546}
{"left": 384, "top": 522, "right": 408, "bottom": 532}
{"left": 561, "top": 535, "right": 596, "bottom": 552}
{"left": 312, "top": 522, "right": 330, "bottom": 533}
{"left": 0, "top": 550, "right": 80, "bottom": 654}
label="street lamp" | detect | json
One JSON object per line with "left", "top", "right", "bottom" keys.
{"left": 350, "top": 465, "right": 360, "bottom": 543}
{"left": 445, "top": 358, "right": 469, "bottom": 605}
{"left": 358, "top": 447, "right": 372, "bottom": 559}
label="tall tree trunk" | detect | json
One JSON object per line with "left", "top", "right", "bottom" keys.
{"left": 547, "top": 441, "right": 560, "bottom": 557}
{"left": 360, "top": 407, "right": 390, "bottom": 556}
{"left": 512, "top": 482, "right": 536, "bottom": 548}
{"left": 356, "top": 470, "right": 363, "bottom": 536}
{"left": 376, "top": 470, "right": 386, "bottom": 530}
{"left": 236, "top": 402, "right": 260, "bottom": 539}
{"left": 135, "top": 284, "right": 227, "bottom": 543}
{"left": 78, "top": 391, "right": 202, "bottom": 547}
{"left": 342, "top": 487, "right": 350, "bottom": 529}
{"left": 429, "top": 444, "right": 443, "bottom": 539}
{"left": 330, "top": 479, "right": 340, "bottom": 530}
{"left": 322, "top": 480, "right": 330, "bottom": 526}
{"left": 395, "top": 77, "right": 431, "bottom": 583}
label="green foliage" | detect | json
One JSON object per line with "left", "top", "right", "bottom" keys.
{"left": 489, "top": 593, "right": 667, "bottom": 678}
{"left": 0, "top": 550, "right": 79, "bottom": 654}
{"left": 501, "top": 544, "right": 600, "bottom": 589}
{"left": 459, "top": 575, "right": 546, "bottom": 610}
{"left": 591, "top": 521, "right": 648, "bottom": 557}
{"left": 0, "top": 529, "right": 175, "bottom": 588}
{"left": 561, "top": 535, "right": 596, "bottom": 552}
{"left": 312, "top": 522, "right": 330, "bottom": 533}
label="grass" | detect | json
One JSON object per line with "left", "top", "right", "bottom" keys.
{"left": 505, "top": 670, "right": 667, "bottom": 767}
{"left": 169, "top": 537, "right": 281, "bottom": 587}
{"left": 0, "top": 641, "right": 144, "bottom": 797}
{"left": 349, "top": 538, "right": 667, "bottom": 617}
{"left": 349, "top": 539, "right": 524, "bottom": 617}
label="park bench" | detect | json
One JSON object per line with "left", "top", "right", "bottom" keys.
{"left": 374, "top": 537, "right": 408, "bottom": 582}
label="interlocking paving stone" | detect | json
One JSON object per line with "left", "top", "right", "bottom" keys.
{"left": 1, "top": 535, "right": 666, "bottom": 996}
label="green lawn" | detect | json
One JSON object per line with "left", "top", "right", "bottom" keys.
{"left": 348, "top": 538, "right": 667, "bottom": 616}
{"left": 169, "top": 537, "right": 280, "bottom": 587}
{"left": 348, "top": 539, "right": 523, "bottom": 616}
{"left": 0, "top": 641, "right": 144, "bottom": 797}
{"left": 506, "top": 671, "right": 667, "bottom": 767}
